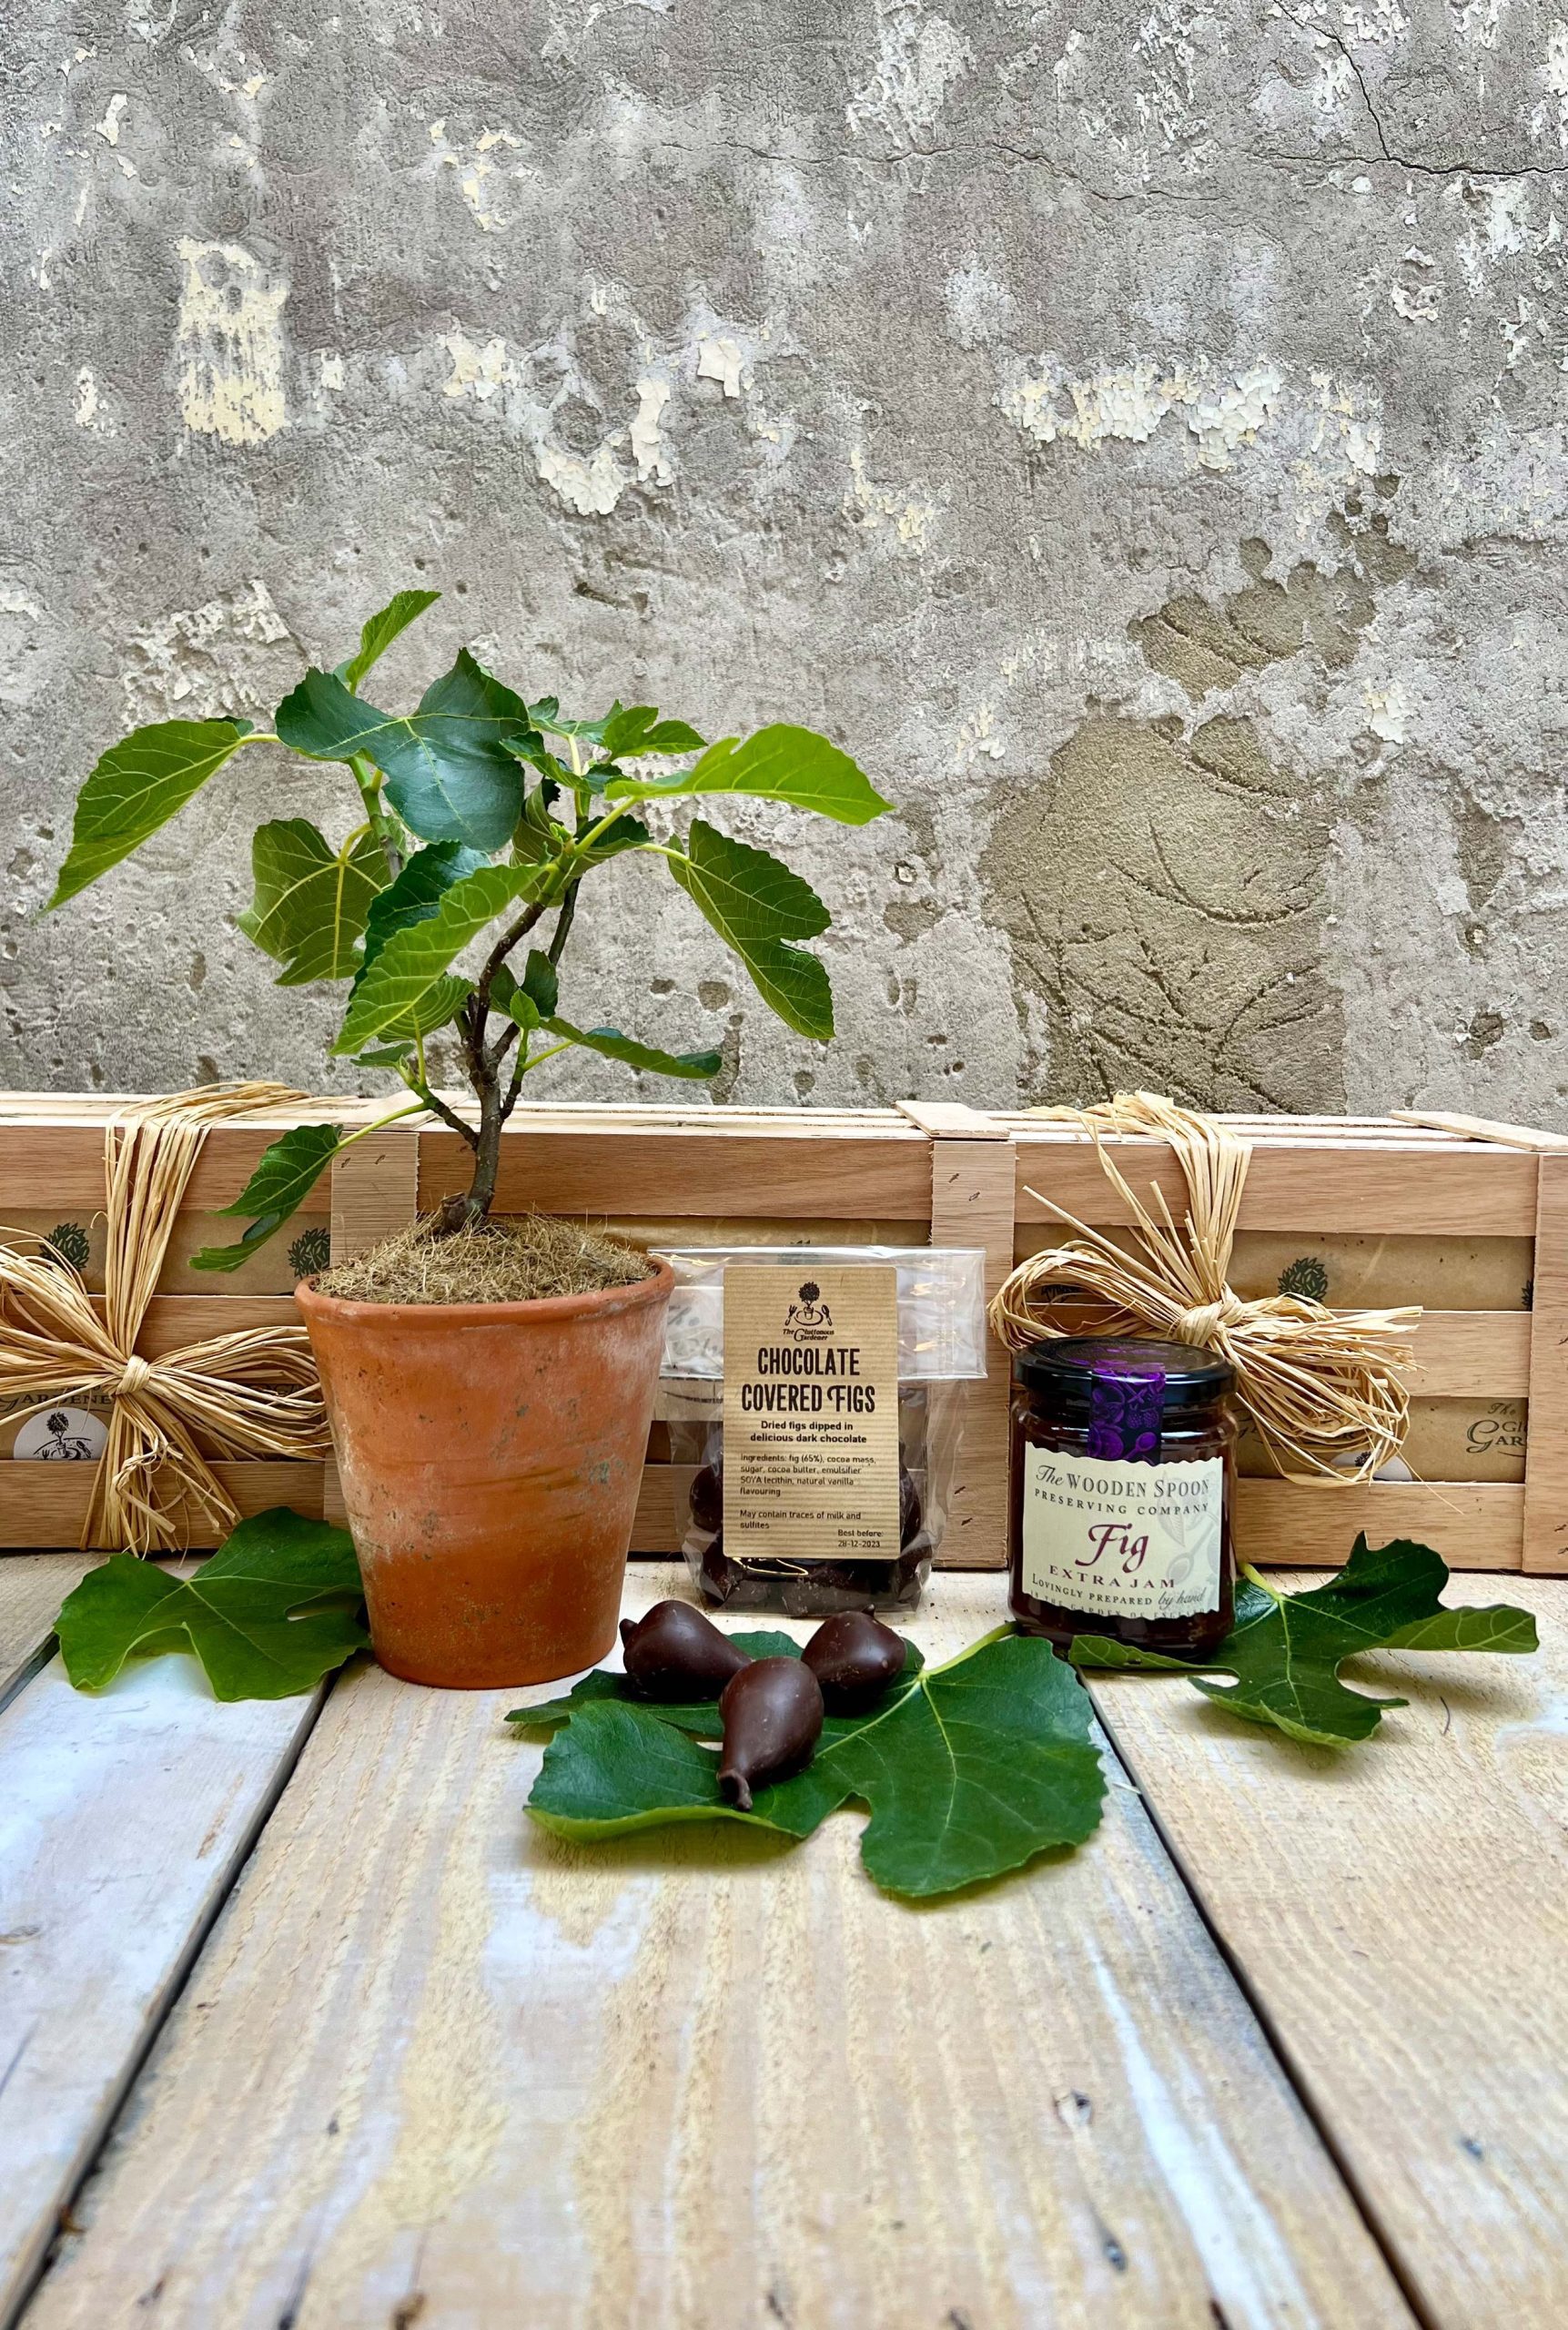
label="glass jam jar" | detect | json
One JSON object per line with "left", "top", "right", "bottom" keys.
{"left": 1008, "top": 1336, "right": 1237, "bottom": 1656}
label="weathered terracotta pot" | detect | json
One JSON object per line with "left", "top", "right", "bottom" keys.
{"left": 295, "top": 1258, "right": 673, "bottom": 1689}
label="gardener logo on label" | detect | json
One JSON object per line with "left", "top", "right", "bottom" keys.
{"left": 784, "top": 1280, "right": 834, "bottom": 1341}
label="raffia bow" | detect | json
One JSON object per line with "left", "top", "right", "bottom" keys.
{"left": 988, "top": 1093, "right": 1420, "bottom": 1483}
{"left": 0, "top": 1084, "right": 331, "bottom": 1552}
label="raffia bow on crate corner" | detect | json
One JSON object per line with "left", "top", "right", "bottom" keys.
{"left": 988, "top": 1092, "right": 1421, "bottom": 1483}
{"left": 0, "top": 1085, "right": 330, "bottom": 1554}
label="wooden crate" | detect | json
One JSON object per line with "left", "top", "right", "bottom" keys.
{"left": 1000, "top": 1108, "right": 1568, "bottom": 1575}
{"left": 0, "top": 1092, "right": 398, "bottom": 1551}
{"left": 0, "top": 1096, "right": 1016, "bottom": 1566}
{"left": 6, "top": 1094, "right": 1563, "bottom": 1575}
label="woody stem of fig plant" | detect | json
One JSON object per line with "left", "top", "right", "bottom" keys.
{"left": 433, "top": 886, "right": 573, "bottom": 1235}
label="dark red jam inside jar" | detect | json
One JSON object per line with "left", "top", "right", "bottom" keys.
{"left": 1008, "top": 1336, "right": 1237, "bottom": 1656}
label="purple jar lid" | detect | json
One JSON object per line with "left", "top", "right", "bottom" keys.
{"left": 1014, "top": 1335, "right": 1232, "bottom": 1459}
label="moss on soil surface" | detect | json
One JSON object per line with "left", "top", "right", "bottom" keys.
{"left": 312, "top": 1213, "right": 653, "bottom": 1306}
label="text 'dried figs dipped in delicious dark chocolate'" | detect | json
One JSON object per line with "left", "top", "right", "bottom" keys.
{"left": 801, "top": 1610, "right": 908, "bottom": 1712}
{"left": 620, "top": 1600, "right": 751, "bottom": 1699}
{"left": 716, "top": 1657, "right": 824, "bottom": 1811}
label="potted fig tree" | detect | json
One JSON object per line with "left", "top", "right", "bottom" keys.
{"left": 49, "top": 590, "right": 887, "bottom": 1687}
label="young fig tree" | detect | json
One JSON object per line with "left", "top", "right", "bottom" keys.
{"left": 48, "top": 590, "right": 888, "bottom": 1265}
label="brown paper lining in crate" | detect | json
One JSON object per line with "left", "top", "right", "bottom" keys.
{"left": 1014, "top": 1225, "right": 1534, "bottom": 1312}
{"left": 1, "top": 1209, "right": 324, "bottom": 1296}
{"left": 1239, "top": 1399, "right": 1527, "bottom": 1483}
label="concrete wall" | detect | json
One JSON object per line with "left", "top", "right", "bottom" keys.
{"left": 5, "top": 1, "right": 1568, "bottom": 1123}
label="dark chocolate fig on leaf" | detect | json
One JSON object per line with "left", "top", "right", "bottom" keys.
{"left": 620, "top": 1600, "right": 751, "bottom": 1700}
{"left": 802, "top": 1610, "right": 908, "bottom": 1712}
{"left": 717, "top": 1656, "right": 824, "bottom": 1811}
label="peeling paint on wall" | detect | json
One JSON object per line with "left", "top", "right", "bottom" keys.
{"left": 175, "top": 239, "right": 288, "bottom": 446}
{"left": 846, "top": 1, "right": 974, "bottom": 137}
{"left": 425, "top": 117, "right": 535, "bottom": 233}
{"left": 121, "top": 580, "right": 296, "bottom": 725}
{"left": 845, "top": 449, "right": 939, "bottom": 550}
{"left": 997, "top": 353, "right": 1286, "bottom": 468}
{"left": 436, "top": 302, "right": 773, "bottom": 516}
{"left": 995, "top": 350, "right": 1384, "bottom": 520}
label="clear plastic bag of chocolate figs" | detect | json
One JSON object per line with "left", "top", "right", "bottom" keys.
{"left": 654, "top": 1246, "right": 987, "bottom": 1617}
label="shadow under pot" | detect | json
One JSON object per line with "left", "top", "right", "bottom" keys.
{"left": 296, "top": 1258, "right": 673, "bottom": 1689}
{"left": 1007, "top": 1335, "right": 1237, "bottom": 1657}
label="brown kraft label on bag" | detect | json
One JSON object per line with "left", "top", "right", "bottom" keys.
{"left": 723, "top": 1262, "right": 900, "bottom": 1560}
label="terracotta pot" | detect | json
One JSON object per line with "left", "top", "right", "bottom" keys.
{"left": 295, "top": 1257, "right": 673, "bottom": 1689}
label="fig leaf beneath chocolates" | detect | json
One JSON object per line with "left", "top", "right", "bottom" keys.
{"left": 1069, "top": 1535, "right": 1538, "bottom": 1748}
{"left": 520, "top": 1627, "right": 1105, "bottom": 1900}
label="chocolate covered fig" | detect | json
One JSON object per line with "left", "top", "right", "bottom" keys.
{"left": 620, "top": 1600, "right": 751, "bottom": 1699}
{"left": 689, "top": 1452, "right": 931, "bottom": 1616}
{"left": 716, "top": 1656, "right": 824, "bottom": 1811}
{"left": 801, "top": 1610, "right": 907, "bottom": 1711}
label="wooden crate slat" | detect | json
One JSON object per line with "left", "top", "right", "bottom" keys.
{"left": 1235, "top": 1479, "right": 1522, "bottom": 1569}
{"left": 127, "top": 1293, "right": 301, "bottom": 1354}
{"left": 329, "top": 1125, "right": 420, "bottom": 1263}
{"left": 0, "top": 1646, "right": 322, "bottom": 2318}
{"left": 927, "top": 1136, "right": 1016, "bottom": 1568}
{"left": 1391, "top": 1109, "right": 1568, "bottom": 1151}
{"left": 20, "top": 1570, "right": 1411, "bottom": 2330}
{"left": 0, "top": 1125, "right": 335, "bottom": 1214}
{"left": 895, "top": 1099, "right": 1009, "bottom": 1140}
{"left": 426, "top": 1128, "right": 935, "bottom": 1220}
{"left": 1407, "top": 1310, "right": 1532, "bottom": 1398}
{"left": 1015, "top": 1140, "right": 1539, "bottom": 1236}
{"left": 0, "top": 1462, "right": 326, "bottom": 1551}
{"left": 1522, "top": 1150, "right": 1568, "bottom": 1574}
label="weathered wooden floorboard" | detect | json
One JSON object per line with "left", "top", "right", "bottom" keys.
{"left": 0, "top": 1651, "right": 323, "bottom": 2328}
{"left": 0, "top": 1557, "right": 93, "bottom": 1712}
{"left": 1087, "top": 1570, "right": 1568, "bottom": 2330}
{"left": 24, "top": 1572, "right": 1410, "bottom": 2330}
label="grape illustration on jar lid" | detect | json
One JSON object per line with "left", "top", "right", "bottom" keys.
{"left": 1007, "top": 1337, "right": 1238, "bottom": 1659}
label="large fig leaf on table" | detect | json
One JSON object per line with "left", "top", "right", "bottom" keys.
{"left": 1070, "top": 1535, "right": 1537, "bottom": 1747}
{"left": 56, "top": 1510, "right": 367, "bottom": 1701}
{"left": 514, "top": 1628, "right": 1104, "bottom": 1900}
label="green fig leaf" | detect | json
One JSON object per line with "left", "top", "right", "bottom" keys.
{"left": 50, "top": 718, "right": 258, "bottom": 906}
{"left": 56, "top": 1510, "right": 367, "bottom": 1700}
{"left": 188, "top": 1122, "right": 341, "bottom": 1272}
{"left": 605, "top": 724, "right": 888, "bottom": 825}
{"left": 543, "top": 1018, "right": 723, "bottom": 1080}
{"left": 276, "top": 651, "right": 529, "bottom": 850}
{"left": 667, "top": 816, "right": 835, "bottom": 1038}
{"left": 335, "top": 862, "right": 545, "bottom": 1053}
{"left": 523, "top": 1627, "right": 1104, "bottom": 1899}
{"left": 341, "top": 588, "right": 440, "bottom": 693}
{"left": 600, "top": 704, "right": 705, "bottom": 757}
{"left": 1071, "top": 1536, "right": 1539, "bottom": 1746}
{"left": 353, "top": 841, "right": 487, "bottom": 990}
{"left": 238, "top": 819, "right": 388, "bottom": 985}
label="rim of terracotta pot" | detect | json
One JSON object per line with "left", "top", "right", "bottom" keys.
{"left": 293, "top": 1250, "right": 674, "bottom": 1329}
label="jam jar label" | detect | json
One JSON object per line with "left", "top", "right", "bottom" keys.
{"left": 1020, "top": 1447, "right": 1224, "bottom": 1619}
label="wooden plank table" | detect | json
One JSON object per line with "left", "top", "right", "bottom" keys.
{"left": 0, "top": 1557, "right": 1559, "bottom": 2327}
